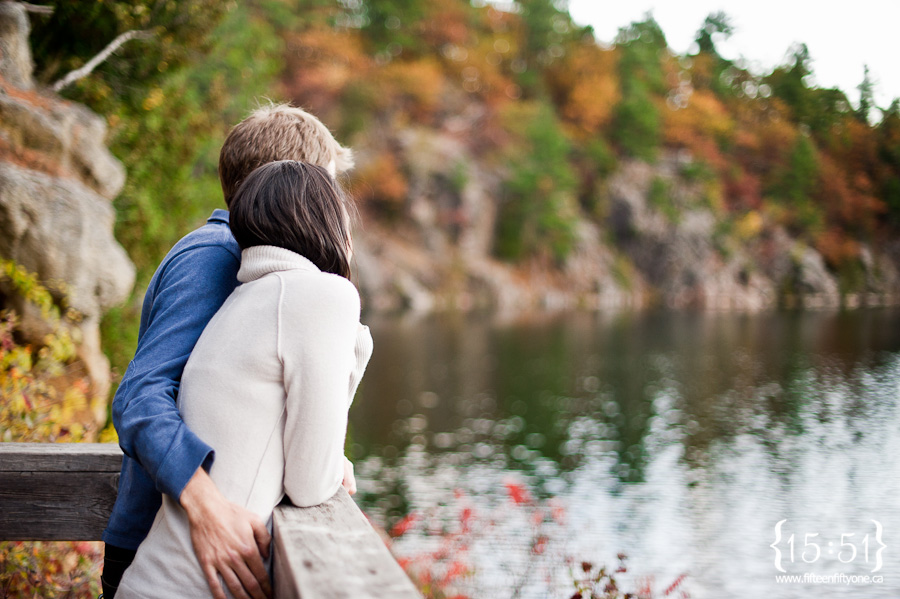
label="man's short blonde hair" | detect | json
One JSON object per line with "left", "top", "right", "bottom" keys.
{"left": 218, "top": 103, "right": 354, "bottom": 207}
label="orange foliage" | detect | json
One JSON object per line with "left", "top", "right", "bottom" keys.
{"left": 283, "top": 28, "right": 371, "bottom": 118}
{"left": 664, "top": 90, "right": 732, "bottom": 169}
{"left": 816, "top": 154, "right": 886, "bottom": 232}
{"left": 352, "top": 152, "right": 409, "bottom": 209}
{"left": 270, "top": 0, "right": 900, "bottom": 260}
{"left": 380, "top": 58, "right": 446, "bottom": 120}
{"left": 816, "top": 227, "right": 861, "bottom": 267}
{"left": 460, "top": 39, "right": 520, "bottom": 108}
{"left": 840, "top": 118, "right": 880, "bottom": 175}
{"left": 420, "top": 0, "right": 472, "bottom": 47}
{"left": 725, "top": 168, "right": 763, "bottom": 210}
{"left": 546, "top": 42, "right": 619, "bottom": 137}
{"left": 736, "top": 105, "right": 797, "bottom": 176}
{"left": 665, "top": 90, "right": 732, "bottom": 142}
{"left": 687, "top": 53, "right": 717, "bottom": 91}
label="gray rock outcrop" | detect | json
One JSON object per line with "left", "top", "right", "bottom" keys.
{"left": 604, "top": 155, "right": 857, "bottom": 310}
{"left": 0, "top": 2, "right": 135, "bottom": 410}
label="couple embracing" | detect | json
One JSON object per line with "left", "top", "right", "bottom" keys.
{"left": 102, "top": 105, "right": 371, "bottom": 599}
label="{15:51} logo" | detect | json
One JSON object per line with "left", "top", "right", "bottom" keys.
{"left": 770, "top": 519, "right": 887, "bottom": 573}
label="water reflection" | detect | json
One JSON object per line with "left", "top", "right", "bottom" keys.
{"left": 349, "top": 308, "right": 900, "bottom": 598}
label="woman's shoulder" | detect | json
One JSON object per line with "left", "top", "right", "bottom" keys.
{"left": 277, "top": 269, "right": 360, "bottom": 317}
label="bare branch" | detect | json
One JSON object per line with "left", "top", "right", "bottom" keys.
{"left": 15, "top": 2, "right": 54, "bottom": 15}
{"left": 51, "top": 29, "right": 153, "bottom": 93}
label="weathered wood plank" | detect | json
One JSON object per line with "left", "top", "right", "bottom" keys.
{"left": 274, "top": 487, "right": 422, "bottom": 599}
{"left": 0, "top": 443, "right": 122, "bottom": 540}
{"left": 2, "top": 443, "right": 423, "bottom": 599}
{"left": 0, "top": 442, "right": 122, "bottom": 471}
{"left": 0, "top": 470, "right": 120, "bottom": 540}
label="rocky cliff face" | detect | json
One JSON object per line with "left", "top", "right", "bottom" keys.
{"left": 352, "top": 126, "right": 639, "bottom": 312}
{"left": 0, "top": 3, "right": 135, "bottom": 414}
{"left": 350, "top": 126, "right": 900, "bottom": 313}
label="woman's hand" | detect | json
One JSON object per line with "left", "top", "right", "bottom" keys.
{"left": 342, "top": 456, "right": 357, "bottom": 496}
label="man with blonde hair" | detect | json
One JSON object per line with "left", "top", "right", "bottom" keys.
{"left": 102, "top": 104, "right": 353, "bottom": 599}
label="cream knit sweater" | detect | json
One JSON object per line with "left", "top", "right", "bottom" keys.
{"left": 117, "top": 245, "right": 373, "bottom": 598}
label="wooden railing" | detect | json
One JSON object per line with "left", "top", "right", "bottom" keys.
{"left": 0, "top": 443, "right": 422, "bottom": 599}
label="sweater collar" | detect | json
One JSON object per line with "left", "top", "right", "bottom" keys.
{"left": 207, "top": 209, "right": 230, "bottom": 225}
{"left": 237, "top": 246, "right": 320, "bottom": 283}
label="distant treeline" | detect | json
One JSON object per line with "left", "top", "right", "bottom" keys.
{"left": 32, "top": 0, "right": 900, "bottom": 364}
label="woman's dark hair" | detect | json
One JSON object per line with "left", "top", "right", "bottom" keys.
{"left": 229, "top": 160, "right": 353, "bottom": 279}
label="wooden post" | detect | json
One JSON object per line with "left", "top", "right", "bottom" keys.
{"left": 273, "top": 487, "right": 422, "bottom": 599}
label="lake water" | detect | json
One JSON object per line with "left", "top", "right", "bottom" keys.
{"left": 348, "top": 308, "right": 900, "bottom": 598}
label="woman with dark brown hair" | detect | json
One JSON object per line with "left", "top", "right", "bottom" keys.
{"left": 117, "top": 161, "right": 372, "bottom": 598}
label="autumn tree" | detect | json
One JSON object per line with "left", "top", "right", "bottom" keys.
{"left": 30, "top": 0, "right": 229, "bottom": 112}
{"left": 772, "top": 133, "right": 822, "bottom": 233}
{"left": 856, "top": 65, "right": 875, "bottom": 124}
{"left": 356, "top": 0, "right": 428, "bottom": 54}
{"left": 766, "top": 43, "right": 816, "bottom": 125}
{"left": 495, "top": 103, "right": 578, "bottom": 262}
{"left": 611, "top": 15, "right": 667, "bottom": 161}
{"left": 513, "top": 0, "right": 584, "bottom": 95}
{"left": 694, "top": 11, "right": 733, "bottom": 56}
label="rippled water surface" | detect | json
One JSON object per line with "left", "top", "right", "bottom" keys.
{"left": 348, "top": 308, "right": 900, "bottom": 598}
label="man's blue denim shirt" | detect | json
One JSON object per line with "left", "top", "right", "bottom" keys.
{"left": 103, "top": 210, "right": 241, "bottom": 549}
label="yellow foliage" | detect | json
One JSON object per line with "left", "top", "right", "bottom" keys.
{"left": 0, "top": 261, "right": 96, "bottom": 443}
{"left": 0, "top": 261, "right": 102, "bottom": 596}
{"left": 142, "top": 88, "right": 165, "bottom": 111}
{"left": 100, "top": 420, "right": 120, "bottom": 443}
{"left": 664, "top": 90, "right": 733, "bottom": 168}
{"left": 380, "top": 59, "right": 446, "bottom": 117}
{"left": 735, "top": 210, "right": 764, "bottom": 240}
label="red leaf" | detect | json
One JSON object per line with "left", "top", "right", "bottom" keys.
{"left": 504, "top": 480, "right": 532, "bottom": 505}
{"left": 390, "top": 512, "right": 418, "bottom": 537}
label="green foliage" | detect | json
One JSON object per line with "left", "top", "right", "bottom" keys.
{"left": 764, "top": 43, "right": 852, "bottom": 138}
{"left": 339, "top": 80, "right": 381, "bottom": 141}
{"left": 1, "top": 261, "right": 64, "bottom": 323}
{"left": 572, "top": 139, "right": 617, "bottom": 216}
{"left": 694, "top": 11, "right": 733, "bottom": 56}
{"left": 836, "top": 258, "right": 867, "bottom": 295}
{"left": 690, "top": 12, "right": 737, "bottom": 99}
{"left": 611, "top": 16, "right": 666, "bottom": 161}
{"left": 680, "top": 160, "right": 715, "bottom": 183}
{"left": 612, "top": 78, "right": 661, "bottom": 162}
{"left": 495, "top": 103, "right": 578, "bottom": 262}
{"left": 648, "top": 177, "right": 679, "bottom": 224}
{"left": 806, "top": 87, "right": 853, "bottom": 140}
{"left": 772, "top": 134, "right": 823, "bottom": 233}
{"left": 99, "top": 3, "right": 284, "bottom": 371}
{"left": 611, "top": 253, "right": 636, "bottom": 291}
{"left": 18, "top": 0, "right": 900, "bottom": 371}
{"left": 782, "top": 135, "right": 819, "bottom": 204}
{"left": 111, "top": 3, "right": 283, "bottom": 283}
{"left": 585, "top": 138, "right": 618, "bottom": 177}
{"left": 355, "top": 0, "right": 428, "bottom": 54}
{"left": 856, "top": 65, "right": 875, "bottom": 124}
{"left": 31, "top": 0, "right": 231, "bottom": 113}
{"left": 614, "top": 15, "right": 667, "bottom": 94}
